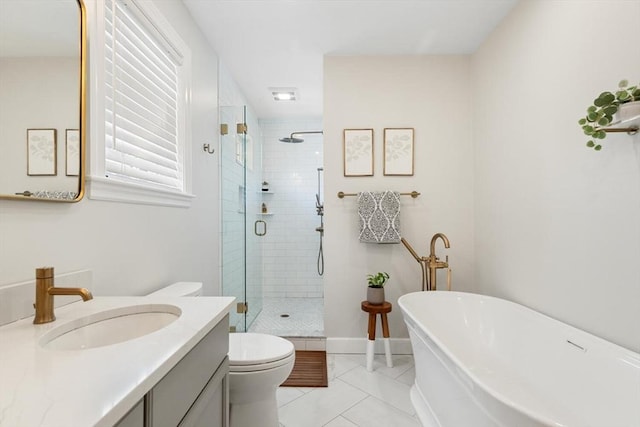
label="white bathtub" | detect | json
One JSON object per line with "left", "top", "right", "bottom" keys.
{"left": 398, "top": 291, "right": 640, "bottom": 427}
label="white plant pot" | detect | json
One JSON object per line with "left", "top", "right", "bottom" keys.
{"left": 367, "top": 287, "right": 385, "bottom": 305}
{"left": 615, "top": 100, "right": 640, "bottom": 123}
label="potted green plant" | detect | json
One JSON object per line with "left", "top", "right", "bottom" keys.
{"left": 579, "top": 79, "right": 640, "bottom": 150}
{"left": 366, "top": 272, "right": 390, "bottom": 305}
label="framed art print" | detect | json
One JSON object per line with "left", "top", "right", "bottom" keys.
{"left": 27, "top": 129, "right": 57, "bottom": 176}
{"left": 383, "top": 128, "right": 414, "bottom": 176}
{"left": 343, "top": 128, "right": 374, "bottom": 176}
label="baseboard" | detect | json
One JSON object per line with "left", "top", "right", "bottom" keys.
{"left": 326, "top": 337, "right": 413, "bottom": 355}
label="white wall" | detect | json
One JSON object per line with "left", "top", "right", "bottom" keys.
{"left": 472, "top": 0, "right": 640, "bottom": 352}
{"left": 0, "top": 1, "right": 221, "bottom": 297}
{"left": 323, "top": 56, "right": 475, "bottom": 341}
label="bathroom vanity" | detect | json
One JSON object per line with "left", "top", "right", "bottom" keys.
{"left": 0, "top": 296, "right": 234, "bottom": 427}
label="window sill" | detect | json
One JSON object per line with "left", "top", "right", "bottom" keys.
{"left": 87, "top": 175, "right": 195, "bottom": 208}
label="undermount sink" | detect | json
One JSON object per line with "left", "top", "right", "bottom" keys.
{"left": 40, "top": 304, "right": 181, "bottom": 351}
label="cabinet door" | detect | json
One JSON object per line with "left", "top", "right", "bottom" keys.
{"left": 114, "top": 399, "right": 144, "bottom": 427}
{"left": 152, "top": 316, "right": 229, "bottom": 427}
{"left": 179, "top": 358, "right": 229, "bottom": 427}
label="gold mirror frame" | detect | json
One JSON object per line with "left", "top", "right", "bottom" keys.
{"left": 0, "top": 0, "right": 86, "bottom": 203}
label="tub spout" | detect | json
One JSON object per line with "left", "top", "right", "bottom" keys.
{"left": 33, "top": 267, "right": 93, "bottom": 324}
{"left": 428, "top": 233, "right": 451, "bottom": 291}
{"left": 429, "top": 233, "right": 450, "bottom": 256}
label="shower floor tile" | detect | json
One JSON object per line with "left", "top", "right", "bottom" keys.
{"left": 249, "top": 297, "right": 324, "bottom": 337}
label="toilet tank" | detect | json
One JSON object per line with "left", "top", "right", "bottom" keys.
{"left": 147, "top": 282, "right": 203, "bottom": 297}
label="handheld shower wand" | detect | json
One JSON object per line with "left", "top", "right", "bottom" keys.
{"left": 315, "top": 167, "right": 324, "bottom": 275}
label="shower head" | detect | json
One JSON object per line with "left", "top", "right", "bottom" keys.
{"left": 279, "top": 136, "right": 304, "bottom": 143}
{"left": 279, "top": 130, "right": 323, "bottom": 143}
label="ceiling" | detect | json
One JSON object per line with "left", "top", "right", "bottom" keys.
{"left": 182, "top": 0, "right": 519, "bottom": 120}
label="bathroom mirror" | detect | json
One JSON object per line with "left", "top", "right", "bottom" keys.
{"left": 0, "top": 0, "right": 86, "bottom": 202}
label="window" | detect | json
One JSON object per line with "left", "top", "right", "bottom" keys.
{"left": 89, "top": 0, "right": 193, "bottom": 207}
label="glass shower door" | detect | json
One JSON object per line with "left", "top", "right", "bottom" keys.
{"left": 220, "top": 105, "right": 263, "bottom": 332}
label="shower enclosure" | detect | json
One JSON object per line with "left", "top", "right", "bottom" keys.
{"left": 220, "top": 114, "right": 324, "bottom": 337}
{"left": 246, "top": 119, "right": 325, "bottom": 337}
{"left": 220, "top": 105, "right": 263, "bottom": 332}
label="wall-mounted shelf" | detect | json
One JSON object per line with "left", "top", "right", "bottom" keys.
{"left": 602, "top": 114, "right": 640, "bottom": 135}
{"left": 257, "top": 212, "right": 274, "bottom": 216}
{"left": 259, "top": 191, "right": 274, "bottom": 194}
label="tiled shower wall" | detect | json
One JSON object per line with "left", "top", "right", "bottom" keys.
{"left": 260, "top": 119, "right": 324, "bottom": 298}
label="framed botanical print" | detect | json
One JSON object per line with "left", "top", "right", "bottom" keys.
{"left": 383, "top": 128, "right": 414, "bottom": 176}
{"left": 27, "top": 129, "right": 57, "bottom": 176}
{"left": 343, "top": 128, "right": 374, "bottom": 176}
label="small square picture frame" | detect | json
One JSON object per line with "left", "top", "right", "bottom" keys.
{"left": 27, "top": 128, "right": 57, "bottom": 176}
{"left": 343, "top": 128, "right": 374, "bottom": 176}
{"left": 383, "top": 128, "right": 414, "bottom": 176}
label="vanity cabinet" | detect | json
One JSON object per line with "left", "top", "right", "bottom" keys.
{"left": 115, "top": 315, "right": 230, "bottom": 427}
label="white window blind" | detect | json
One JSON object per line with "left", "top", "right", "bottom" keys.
{"left": 104, "top": 0, "right": 185, "bottom": 192}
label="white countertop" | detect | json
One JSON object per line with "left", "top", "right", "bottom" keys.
{"left": 0, "top": 296, "right": 234, "bottom": 427}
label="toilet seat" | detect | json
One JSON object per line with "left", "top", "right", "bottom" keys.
{"left": 229, "top": 333, "right": 295, "bottom": 372}
{"left": 229, "top": 352, "right": 295, "bottom": 373}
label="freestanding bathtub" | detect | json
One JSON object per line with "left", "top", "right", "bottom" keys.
{"left": 398, "top": 291, "right": 640, "bottom": 427}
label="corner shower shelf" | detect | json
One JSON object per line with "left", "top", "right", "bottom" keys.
{"left": 602, "top": 114, "right": 640, "bottom": 135}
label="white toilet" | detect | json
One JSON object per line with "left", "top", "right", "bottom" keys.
{"left": 148, "top": 282, "right": 295, "bottom": 427}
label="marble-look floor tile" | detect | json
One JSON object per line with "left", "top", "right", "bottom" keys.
{"left": 339, "top": 366, "right": 415, "bottom": 415}
{"left": 367, "top": 354, "right": 415, "bottom": 380}
{"left": 277, "top": 386, "right": 305, "bottom": 407}
{"left": 277, "top": 354, "right": 417, "bottom": 427}
{"left": 396, "top": 366, "right": 416, "bottom": 386}
{"left": 331, "top": 353, "right": 414, "bottom": 380}
{"left": 342, "top": 396, "right": 421, "bottom": 427}
{"left": 279, "top": 379, "right": 367, "bottom": 427}
{"left": 327, "top": 353, "right": 361, "bottom": 379}
{"left": 323, "top": 415, "right": 359, "bottom": 426}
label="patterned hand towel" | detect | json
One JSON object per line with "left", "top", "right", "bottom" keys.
{"left": 358, "top": 191, "right": 401, "bottom": 243}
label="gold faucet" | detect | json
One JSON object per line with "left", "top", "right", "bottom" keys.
{"left": 401, "top": 233, "right": 452, "bottom": 291}
{"left": 34, "top": 267, "right": 93, "bottom": 324}
{"left": 428, "top": 233, "right": 451, "bottom": 291}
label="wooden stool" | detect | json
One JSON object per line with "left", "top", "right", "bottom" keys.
{"left": 361, "top": 301, "right": 393, "bottom": 372}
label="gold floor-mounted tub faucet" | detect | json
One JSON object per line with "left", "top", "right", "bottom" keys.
{"left": 401, "top": 233, "right": 452, "bottom": 291}
{"left": 33, "top": 267, "right": 93, "bottom": 324}
{"left": 428, "top": 233, "right": 450, "bottom": 291}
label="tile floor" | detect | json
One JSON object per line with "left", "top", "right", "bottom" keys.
{"left": 277, "top": 353, "right": 420, "bottom": 427}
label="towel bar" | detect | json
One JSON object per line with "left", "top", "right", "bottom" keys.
{"left": 337, "top": 191, "right": 420, "bottom": 199}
